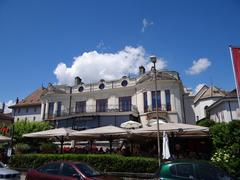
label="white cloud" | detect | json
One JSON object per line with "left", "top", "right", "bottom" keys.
{"left": 194, "top": 83, "right": 206, "bottom": 94}
{"left": 141, "top": 18, "right": 154, "bottom": 32}
{"left": 54, "top": 46, "right": 167, "bottom": 85}
{"left": 0, "top": 100, "right": 14, "bottom": 114}
{"left": 186, "top": 58, "right": 211, "bottom": 75}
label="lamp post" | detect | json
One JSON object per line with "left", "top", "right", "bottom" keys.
{"left": 150, "top": 55, "right": 161, "bottom": 166}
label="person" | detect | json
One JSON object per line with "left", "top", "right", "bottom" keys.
{"left": 98, "top": 147, "right": 104, "bottom": 154}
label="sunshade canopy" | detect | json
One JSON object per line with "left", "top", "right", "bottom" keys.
{"left": 120, "top": 121, "right": 142, "bottom": 129}
{"left": 0, "top": 135, "right": 11, "bottom": 142}
{"left": 69, "top": 125, "right": 129, "bottom": 140}
{"left": 131, "top": 123, "right": 209, "bottom": 137}
{"left": 23, "top": 128, "right": 77, "bottom": 138}
{"left": 23, "top": 128, "right": 79, "bottom": 154}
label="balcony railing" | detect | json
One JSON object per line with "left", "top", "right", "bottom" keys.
{"left": 48, "top": 104, "right": 137, "bottom": 119}
{"left": 144, "top": 104, "right": 171, "bottom": 113}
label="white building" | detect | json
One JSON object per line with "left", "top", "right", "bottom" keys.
{"left": 39, "top": 67, "right": 195, "bottom": 129}
{"left": 193, "top": 85, "right": 226, "bottom": 121}
{"left": 9, "top": 87, "right": 47, "bottom": 122}
{"left": 206, "top": 89, "right": 240, "bottom": 122}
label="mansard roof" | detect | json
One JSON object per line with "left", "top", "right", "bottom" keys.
{"left": 9, "top": 87, "right": 47, "bottom": 108}
{"left": 194, "top": 85, "right": 226, "bottom": 104}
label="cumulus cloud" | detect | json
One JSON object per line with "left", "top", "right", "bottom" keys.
{"left": 54, "top": 46, "right": 167, "bottom": 85}
{"left": 141, "top": 18, "right": 154, "bottom": 32}
{"left": 0, "top": 100, "right": 15, "bottom": 114}
{"left": 186, "top": 58, "right": 211, "bottom": 75}
{"left": 194, "top": 83, "right": 206, "bottom": 94}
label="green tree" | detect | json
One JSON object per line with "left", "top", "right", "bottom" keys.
{"left": 11, "top": 121, "right": 51, "bottom": 152}
{"left": 210, "top": 120, "right": 240, "bottom": 178}
{"left": 196, "top": 118, "right": 215, "bottom": 127}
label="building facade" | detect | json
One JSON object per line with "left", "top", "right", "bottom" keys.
{"left": 206, "top": 89, "right": 240, "bottom": 122}
{"left": 40, "top": 67, "right": 194, "bottom": 129}
{"left": 9, "top": 87, "right": 47, "bottom": 122}
{"left": 193, "top": 85, "right": 226, "bottom": 121}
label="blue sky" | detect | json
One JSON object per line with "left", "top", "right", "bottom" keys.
{"left": 0, "top": 0, "right": 240, "bottom": 110}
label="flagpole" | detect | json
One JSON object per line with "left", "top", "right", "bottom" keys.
{"left": 229, "top": 45, "right": 240, "bottom": 109}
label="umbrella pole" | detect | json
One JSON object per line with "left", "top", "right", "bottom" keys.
{"left": 109, "top": 137, "right": 113, "bottom": 153}
{"left": 60, "top": 136, "right": 64, "bottom": 154}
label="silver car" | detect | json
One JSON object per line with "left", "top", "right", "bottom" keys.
{"left": 0, "top": 162, "right": 20, "bottom": 180}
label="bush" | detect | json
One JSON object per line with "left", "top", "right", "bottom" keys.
{"left": 14, "top": 143, "right": 30, "bottom": 154}
{"left": 10, "top": 153, "right": 158, "bottom": 173}
{"left": 210, "top": 120, "right": 240, "bottom": 178}
{"left": 40, "top": 143, "right": 58, "bottom": 154}
{"left": 196, "top": 118, "right": 215, "bottom": 127}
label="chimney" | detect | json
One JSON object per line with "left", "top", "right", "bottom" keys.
{"left": 139, "top": 66, "right": 145, "bottom": 75}
{"left": 74, "top": 76, "right": 82, "bottom": 86}
{"left": 16, "top": 97, "right": 19, "bottom": 104}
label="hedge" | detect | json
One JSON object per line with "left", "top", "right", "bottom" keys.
{"left": 10, "top": 153, "right": 158, "bottom": 173}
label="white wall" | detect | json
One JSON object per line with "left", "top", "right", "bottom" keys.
{"left": 13, "top": 106, "right": 41, "bottom": 122}
{"left": 209, "top": 100, "right": 240, "bottom": 122}
{"left": 194, "top": 98, "right": 220, "bottom": 121}
{"left": 184, "top": 95, "right": 195, "bottom": 124}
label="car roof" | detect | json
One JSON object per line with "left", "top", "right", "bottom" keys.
{"left": 162, "top": 159, "right": 210, "bottom": 165}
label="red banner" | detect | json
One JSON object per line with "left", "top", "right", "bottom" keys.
{"left": 231, "top": 47, "right": 240, "bottom": 93}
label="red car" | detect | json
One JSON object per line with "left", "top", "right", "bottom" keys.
{"left": 25, "top": 161, "right": 121, "bottom": 180}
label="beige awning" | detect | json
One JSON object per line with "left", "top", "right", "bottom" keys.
{"left": 69, "top": 125, "right": 129, "bottom": 140}
{"left": 23, "top": 128, "right": 78, "bottom": 138}
{"left": 130, "top": 123, "right": 209, "bottom": 137}
{"left": 23, "top": 128, "right": 79, "bottom": 153}
{"left": 0, "top": 135, "right": 11, "bottom": 142}
{"left": 120, "top": 121, "right": 142, "bottom": 129}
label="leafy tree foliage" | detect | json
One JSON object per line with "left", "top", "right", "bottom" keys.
{"left": 210, "top": 120, "right": 240, "bottom": 178}
{"left": 196, "top": 118, "right": 215, "bottom": 127}
{"left": 11, "top": 121, "right": 51, "bottom": 152}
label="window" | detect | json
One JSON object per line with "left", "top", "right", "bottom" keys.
{"left": 37, "top": 163, "right": 61, "bottom": 175}
{"left": 78, "top": 86, "right": 84, "bottom": 92}
{"left": 48, "top": 102, "right": 54, "bottom": 117}
{"left": 143, "top": 92, "right": 148, "bottom": 112}
{"left": 76, "top": 101, "right": 86, "bottom": 113}
{"left": 152, "top": 91, "right": 161, "bottom": 111}
{"left": 34, "top": 107, "right": 37, "bottom": 112}
{"left": 18, "top": 108, "right": 21, "bottom": 113}
{"left": 75, "top": 163, "right": 100, "bottom": 177}
{"left": 119, "top": 96, "right": 131, "bottom": 112}
{"left": 197, "top": 163, "right": 217, "bottom": 180}
{"left": 26, "top": 108, "right": 28, "bottom": 113}
{"left": 121, "top": 80, "right": 128, "bottom": 87}
{"left": 61, "top": 163, "right": 78, "bottom": 177}
{"left": 96, "top": 99, "right": 108, "bottom": 112}
{"left": 99, "top": 83, "right": 105, "bottom": 90}
{"left": 174, "top": 164, "right": 194, "bottom": 179}
{"left": 165, "top": 90, "right": 171, "bottom": 111}
{"left": 57, "top": 102, "right": 62, "bottom": 117}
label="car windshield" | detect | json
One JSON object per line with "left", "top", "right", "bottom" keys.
{"left": 75, "top": 163, "right": 101, "bottom": 177}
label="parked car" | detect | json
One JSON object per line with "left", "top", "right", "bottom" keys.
{"left": 25, "top": 161, "right": 121, "bottom": 180}
{"left": 0, "top": 161, "right": 20, "bottom": 180}
{"left": 154, "top": 160, "right": 235, "bottom": 180}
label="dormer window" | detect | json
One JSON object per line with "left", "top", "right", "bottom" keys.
{"left": 121, "top": 80, "right": 128, "bottom": 87}
{"left": 78, "top": 86, "right": 84, "bottom": 92}
{"left": 99, "top": 83, "right": 105, "bottom": 90}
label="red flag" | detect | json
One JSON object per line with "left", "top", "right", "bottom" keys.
{"left": 231, "top": 47, "right": 240, "bottom": 93}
